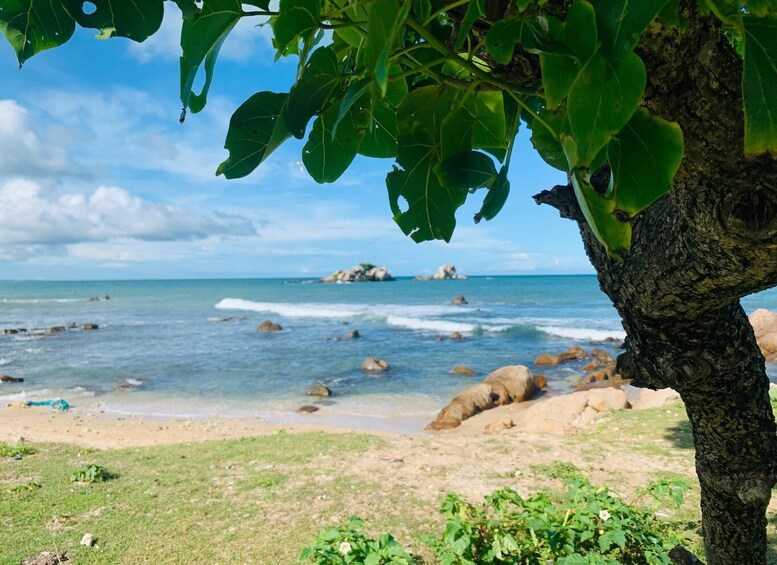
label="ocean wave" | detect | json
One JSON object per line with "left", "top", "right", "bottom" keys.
{"left": 386, "top": 316, "right": 493, "bottom": 333}
{"left": 1, "top": 298, "right": 82, "bottom": 304}
{"left": 0, "top": 357, "right": 11, "bottom": 366}
{"left": 538, "top": 326, "right": 626, "bottom": 341}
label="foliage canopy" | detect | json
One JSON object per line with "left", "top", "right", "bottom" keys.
{"left": 1, "top": 0, "right": 776, "bottom": 257}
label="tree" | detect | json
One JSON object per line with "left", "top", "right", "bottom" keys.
{"left": 2, "top": 0, "right": 776, "bottom": 562}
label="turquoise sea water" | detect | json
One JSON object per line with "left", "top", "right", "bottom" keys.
{"left": 1, "top": 276, "right": 775, "bottom": 425}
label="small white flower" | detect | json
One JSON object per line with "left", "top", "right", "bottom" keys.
{"left": 339, "top": 541, "right": 352, "bottom": 555}
{"left": 599, "top": 509, "right": 611, "bottom": 522}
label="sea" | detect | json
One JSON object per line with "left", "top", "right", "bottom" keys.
{"left": 1, "top": 276, "right": 775, "bottom": 430}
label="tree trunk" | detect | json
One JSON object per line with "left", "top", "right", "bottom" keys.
{"left": 532, "top": 5, "right": 777, "bottom": 562}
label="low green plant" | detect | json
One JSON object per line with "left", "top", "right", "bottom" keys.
{"left": 70, "top": 464, "right": 117, "bottom": 483}
{"left": 530, "top": 461, "right": 585, "bottom": 481}
{"left": 298, "top": 516, "right": 415, "bottom": 564}
{"left": 0, "top": 441, "right": 36, "bottom": 458}
{"left": 7, "top": 481, "right": 41, "bottom": 493}
{"left": 637, "top": 477, "right": 689, "bottom": 509}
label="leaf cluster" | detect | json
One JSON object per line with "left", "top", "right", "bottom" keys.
{"left": 70, "top": 463, "right": 117, "bottom": 483}
{"left": 0, "top": 441, "right": 36, "bottom": 458}
{"left": 2, "top": 0, "right": 776, "bottom": 255}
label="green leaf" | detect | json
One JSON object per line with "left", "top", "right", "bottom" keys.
{"left": 455, "top": 0, "right": 485, "bottom": 50}
{"left": 335, "top": 77, "right": 370, "bottom": 134}
{"left": 589, "top": 0, "right": 670, "bottom": 54}
{"left": 441, "top": 91, "right": 506, "bottom": 161}
{"left": 180, "top": 0, "right": 242, "bottom": 113}
{"left": 302, "top": 103, "right": 366, "bottom": 183}
{"left": 434, "top": 151, "right": 497, "bottom": 189}
{"left": 566, "top": 51, "right": 646, "bottom": 166}
{"left": 742, "top": 14, "right": 777, "bottom": 155}
{"left": 414, "top": 0, "right": 432, "bottom": 22}
{"left": 476, "top": 166, "right": 510, "bottom": 222}
{"left": 273, "top": 0, "right": 321, "bottom": 50}
{"left": 485, "top": 17, "right": 548, "bottom": 65}
{"left": 530, "top": 109, "right": 568, "bottom": 171}
{"left": 62, "top": 0, "right": 163, "bottom": 41}
{"left": 657, "top": 0, "right": 684, "bottom": 28}
{"left": 217, "top": 91, "right": 292, "bottom": 179}
{"left": 608, "top": 108, "right": 683, "bottom": 215}
{"left": 571, "top": 171, "right": 631, "bottom": 259}
{"left": 286, "top": 46, "right": 343, "bottom": 138}
{"left": 540, "top": 54, "right": 582, "bottom": 109}
{"left": 388, "top": 86, "right": 468, "bottom": 242}
{"left": 0, "top": 0, "right": 75, "bottom": 66}
{"left": 359, "top": 101, "right": 398, "bottom": 158}
{"left": 365, "top": 0, "right": 411, "bottom": 94}
{"left": 173, "top": 0, "right": 197, "bottom": 18}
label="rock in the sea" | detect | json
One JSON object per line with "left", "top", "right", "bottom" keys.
{"left": 0, "top": 375, "right": 23, "bottom": 383}
{"left": 581, "top": 348, "right": 614, "bottom": 371}
{"left": 297, "top": 405, "right": 320, "bottom": 413}
{"left": 321, "top": 263, "right": 395, "bottom": 283}
{"left": 428, "top": 365, "right": 537, "bottom": 430}
{"left": 257, "top": 320, "right": 282, "bottom": 332}
{"left": 308, "top": 384, "right": 332, "bottom": 397}
{"left": 49, "top": 326, "right": 67, "bottom": 333}
{"left": 534, "top": 345, "right": 588, "bottom": 366}
{"left": 750, "top": 309, "right": 777, "bottom": 360}
{"left": 80, "top": 323, "right": 99, "bottom": 331}
{"left": 362, "top": 358, "right": 389, "bottom": 372}
{"left": 433, "top": 264, "right": 467, "bottom": 280}
{"left": 345, "top": 330, "right": 360, "bottom": 339}
{"left": 450, "top": 365, "right": 476, "bottom": 376}
{"left": 533, "top": 375, "right": 548, "bottom": 390}
{"left": 523, "top": 388, "right": 630, "bottom": 434}
{"left": 633, "top": 388, "right": 681, "bottom": 410}
{"left": 451, "top": 294, "right": 468, "bottom": 305}
{"left": 485, "top": 417, "right": 514, "bottom": 433}
{"left": 2, "top": 328, "right": 27, "bottom": 334}
{"left": 449, "top": 331, "right": 465, "bottom": 341}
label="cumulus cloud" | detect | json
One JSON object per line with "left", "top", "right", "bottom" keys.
{"left": 0, "top": 100, "right": 87, "bottom": 179}
{"left": 0, "top": 179, "right": 256, "bottom": 247}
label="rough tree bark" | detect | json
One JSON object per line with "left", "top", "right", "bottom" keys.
{"left": 534, "top": 6, "right": 777, "bottom": 564}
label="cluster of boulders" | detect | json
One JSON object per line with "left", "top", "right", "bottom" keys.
{"left": 321, "top": 264, "right": 394, "bottom": 283}
{"left": 2, "top": 323, "right": 99, "bottom": 336}
{"left": 533, "top": 345, "right": 627, "bottom": 389}
{"left": 750, "top": 309, "right": 777, "bottom": 363}
{"left": 415, "top": 264, "right": 468, "bottom": 281}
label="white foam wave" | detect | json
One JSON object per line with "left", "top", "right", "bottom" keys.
{"left": 386, "top": 316, "right": 477, "bottom": 333}
{"left": 0, "top": 358, "right": 11, "bottom": 366}
{"left": 216, "top": 298, "right": 363, "bottom": 319}
{"left": 126, "top": 378, "right": 144, "bottom": 386}
{"left": 539, "top": 326, "right": 626, "bottom": 341}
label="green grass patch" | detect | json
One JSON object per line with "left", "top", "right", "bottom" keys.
{"left": 0, "top": 441, "right": 37, "bottom": 458}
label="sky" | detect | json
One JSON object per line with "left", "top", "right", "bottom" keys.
{"left": 0, "top": 6, "right": 593, "bottom": 280}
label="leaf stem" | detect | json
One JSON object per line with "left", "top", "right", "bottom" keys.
{"left": 242, "top": 10, "right": 279, "bottom": 16}
{"left": 702, "top": 0, "right": 738, "bottom": 27}
{"left": 422, "top": 0, "right": 471, "bottom": 26}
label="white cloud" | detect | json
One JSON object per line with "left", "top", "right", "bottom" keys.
{"left": 0, "top": 100, "right": 87, "bottom": 179}
{"left": 0, "top": 178, "right": 256, "bottom": 247}
{"left": 127, "top": 4, "right": 275, "bottom": 65}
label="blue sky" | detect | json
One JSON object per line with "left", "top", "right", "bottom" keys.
{"left": 0, "top": 6, "right": 592, "bottom": 280}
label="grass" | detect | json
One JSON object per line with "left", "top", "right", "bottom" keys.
{"left": 1, "top": 408, "right": 775, "bottom": 564}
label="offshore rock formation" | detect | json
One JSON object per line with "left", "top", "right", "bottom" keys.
{"left": 321, "top": 263, "right": 394, "bottom": 283}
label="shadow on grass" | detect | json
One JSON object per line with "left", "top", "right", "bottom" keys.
{"left": 663, "top": 420, "right": 694, "bottom": 450}
{"left": 768, "top": 514, "right": 777, "bottom": 565}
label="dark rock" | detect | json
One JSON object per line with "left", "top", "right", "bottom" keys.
{"left": 257, "top": 320, "right": 282, "bottom": 332}
{"left": 308, "top": 384, "right": 332, "bottom": 397}
{"left": 2, "top": 328, "right": 26, "bottom": 334}
{"left": 80, "top": 323, "right": 99, "bottom": 331}
{"left": 49, "top": 326, "right": 67, "bottom": 333}
{"left": 297, "top": 405, "right": 320, "bottom": 413}
{"left": 345, "top": 330, "right": 360, "bottom": 339}
{"left": 0, "top": 375, "right": 23, "bottom": 383}
{"left": 451, "top": 295, "right": 468, "bottom": 305}
{"left": 449, "top": 331, "right": 465, "bottom": 341}
{"left": 534, "top": 375, "right": 548, "bottom": 389}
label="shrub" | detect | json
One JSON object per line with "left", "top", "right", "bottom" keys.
{"left": 71, "top": 464, "right": 117, "bottom": 483}
{"left": 0, "top": 441, "right": 36, "bottom": 458}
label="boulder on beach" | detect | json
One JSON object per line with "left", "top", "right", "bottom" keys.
{"left": 450, "top": 365, "right": 476, "bottom": 376}
{"left": 308, "top": 384, "right": 332, "bottom": 397}
{"left": 0, "top": 375, "right": 24, "bottom": 383}
{"left": 485, "top": 417, "right": 514, "bottom": 433}
{"left": 362, "top": 358, "right": 389, "bottom": 372}
{"left": 451, "top": 295, "right": 468, "bottom": 305}
{"left": 750, "top": 309, "right": 777, "bottom": 361}
{"left": 257, "top": 320, "right": 282, "bottom": 332}
{"left": 533, "top": 375, "right": 548, "bottom": 390}
{"left": 297, "top": 405, "right": 320, "bottom": 413}
{"left": 321, "top": 264, "right": 395, "bottom": 283}
{"left": 534, "top": 345, "right": 588, "bottom": 366}
{"left": 428, "top": 365, "right": 537, "bottom": 430}
{"left": 633, "top": 387, "right": 681, "bottom": 410}
{"left": 523, "top": 388, "right": 630, "bottom": 434}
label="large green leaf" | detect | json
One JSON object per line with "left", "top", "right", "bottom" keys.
{"left": 365, "top": 0, "right": 410, "bottom": 93}
{"left": 180, "top": 0, "right": 242, "bottom": 114}
{"left": 217, "top": 92, "right": 292, "bottom": 179}
{"left": 455, "top": 0, "right": 485, "bottom": 50}
{"left": 440, "top": 91, "right": 506, "bottom": 161}
{"left": 589, "top": 0, "right": 670, "bottom": 54}
{"left": 476, "top": 166, "right": 510, "bottom": 222}
{"left": 387, "top": 86, "right": 468, "bottom": 242}
{"left": 608, "top": 108, "right": 684, "bottom": 215}
{"left": 302, "top": 103, "right": 365, "bottom": 183}
{"left": 566, "top": 51, "right": 646, "bottom": 166}
{"left": 571, "top": 171, "right": 631, "bottom": 259}
{"left": 0, "top": 0, "right": 75, "bottom": 66}
{"left": 359, "top": 101, "right": 398, "bottom": 158}
{"left": 484, "top": 17, "right": 548, "bottom": 65}
{"left": 742, "top": 15, "right": 777, "bottom": 155}
{"left": 434, "top": 151, "right": 497, "bottom": 189}
{"left": 62, "top": 0, "right": 163, "bottom": 41}
{"left": 286, "top": 46, "right": 343, "bottom": 138}
{"left": 530, "top": 109, "right": 568, "bottom": 171}
{"left": 273, "top": 0, "right": 321, "bottom": 50}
